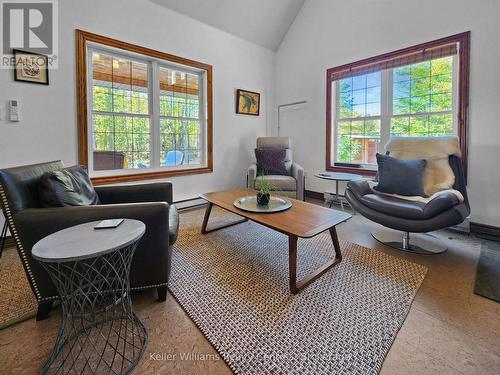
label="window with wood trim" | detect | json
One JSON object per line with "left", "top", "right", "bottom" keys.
{"left": 76, "top": 30, "right": 213, "bottom": 184}
{"left": 326, "top": 32, "right": 469, "bottom": 176}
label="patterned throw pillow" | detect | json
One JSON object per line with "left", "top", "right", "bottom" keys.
{"left": 255, "top": 148, "right": 288, "bottom": 176}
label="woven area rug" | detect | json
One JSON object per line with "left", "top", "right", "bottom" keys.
{"left": 0, "top": 248, "right": 37, "bottom": 329}
{"left": 170, "top": 207, "right": 428, "bottom": 375}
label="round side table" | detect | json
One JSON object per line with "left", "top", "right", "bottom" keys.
{"left": 32, "top": 219, "right": 147, "bottom": 375}
{"left": 314, "top": 172, "right": 363, "bottom": 211}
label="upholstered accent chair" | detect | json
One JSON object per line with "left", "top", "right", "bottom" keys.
{"left": 0, "top": 161, "right": 179, "bottom": 320}
{"left": 346, "top": 137, "right": 470, "bottom": 254}
{"left": 247, "top": 137, "right": 305, "bottom": 200}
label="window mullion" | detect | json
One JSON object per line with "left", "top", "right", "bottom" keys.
{"left": 452, "top": 54, "right": 459, "bottom": 135}
{"left": 87, "top": 48, "right": 95, "bottom": 174}
{"left": 380, "top": 69, "right": 392, "bottom": 152}
{"left": 332, "top": 80, "right": 339, "bottom": 166}
{"left": 150, "top": 61, "right": 161, "bottom": 168}
{"left": 199, "top": 72, "right": 207, "bottom": 166}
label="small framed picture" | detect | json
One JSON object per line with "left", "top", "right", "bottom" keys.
{"left": 236, "top": 89, "right": 260, "bottom": 116}
{"left": 13, "top": 49, "right": 49, "bottom": 85}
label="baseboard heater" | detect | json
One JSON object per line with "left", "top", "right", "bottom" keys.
{"left": 174, "top": 197, "right": 207, "bottom": 211}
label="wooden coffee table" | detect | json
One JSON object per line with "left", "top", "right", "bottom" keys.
{"left": 200, "top": 189, "right": 351, "bottom": 294}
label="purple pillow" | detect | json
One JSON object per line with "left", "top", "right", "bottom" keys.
{"left": 255, "top": 148, "right": 288, "bottom": 176}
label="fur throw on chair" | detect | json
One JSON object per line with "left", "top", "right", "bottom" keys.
{"left": 385, "top": 136, "right": 461, "bottom": 196}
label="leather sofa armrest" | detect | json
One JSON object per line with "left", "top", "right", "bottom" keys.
{"left": 423, "top": 192, "right": 460, "bottom": 218}
{"left": 347, "top": 179, "right": 372, "bottom": 199}
{"left": 95, "top": 182, "right": 173, "bottom": 205}
{"left": 14, "top": 202, "right": 170, "bottom": 251}
{"left": 247, "top": 164, "right": 257, "bottom": 189}
{"left": 291, "top": 162, "right": 305, "bottom": 200}
{"left": 168, "top": 205, "right": 179, "bottom": 246}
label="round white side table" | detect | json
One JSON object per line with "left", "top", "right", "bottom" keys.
{"left": 32, "top": 219, "right": 147, "bottom": 375}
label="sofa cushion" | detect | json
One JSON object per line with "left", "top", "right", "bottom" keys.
{"left": 374, "top": 153, "right": 427, "bottom": 196}
{"left": 359, "top": 192, "right": 459, "bottom": 220}
{"left": 38, "top": 165, "right": 101, "bottom": 207}
{"left": 254, "top": 175, "right": 297, "bottom": 192}
{"left": 255, "top": 148, "right": 288, "bottom": 176}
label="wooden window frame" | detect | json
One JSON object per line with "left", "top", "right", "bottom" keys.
{"left": 326, "top": 32, "right": 470, "bottom": 178}
{"left": 76, "top": 30, "right": 213, "bottom": 185}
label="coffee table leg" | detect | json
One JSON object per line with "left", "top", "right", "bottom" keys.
{"left": 201, "top": 202, "right": 248, "bottom": 234}
{"left": 289, "top": 235, "right": 298, "bottom": 294}
{"left": 288, "top": 226, "right": 343, "bottom": 294}
{"left": 329, "top": 226, "right": 343, "bottom": 261}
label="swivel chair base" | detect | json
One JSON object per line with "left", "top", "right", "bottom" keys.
{"left": 372, "top": 229, "right": 447, "bottom": 255}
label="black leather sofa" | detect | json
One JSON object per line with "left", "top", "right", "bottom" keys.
{"left": 0, "top": 161, "right": 179, "bottom": 319}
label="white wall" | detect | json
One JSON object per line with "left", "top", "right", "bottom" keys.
{"left": 274, "top": 0, "right": 500, "bottom": 227}
{"left": 0, "top": 0, "right": 274, "bottom": 228}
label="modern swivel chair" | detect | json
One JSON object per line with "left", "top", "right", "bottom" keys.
{"left": 165, "top": 150, "right": 184, "bottom": 166}
{"left": 345, "top": 137, "right": 470, "bottom": 254}
{"left": 0, "top": 161, "right": 179, "bottom": 320}
{"left": 247, "top": 137, "right": 305, "bottom": 200}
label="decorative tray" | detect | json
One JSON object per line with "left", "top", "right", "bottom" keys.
{"left": 233, "top": 195, "right": 292, "bottom": 213}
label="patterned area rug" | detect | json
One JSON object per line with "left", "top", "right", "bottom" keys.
{"left": 170, "top": 207, "right": 428, "bottom": 375}
{"left": 0, "top": 248, "right": 37, "bottom": 329}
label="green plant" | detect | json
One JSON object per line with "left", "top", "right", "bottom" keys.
{"left": 338, "top": 135, "right": 362, "bottom": 162}
{"left": 256, "top": 173, "right": 280, "bottom": 196}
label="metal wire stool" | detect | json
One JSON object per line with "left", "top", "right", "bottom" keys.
{"left": 37, "top": 238, "right": 147, "bottom": 374}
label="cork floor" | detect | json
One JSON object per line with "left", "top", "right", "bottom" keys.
{"left": 0, "top": 204, "right": 499, "bottom": 375}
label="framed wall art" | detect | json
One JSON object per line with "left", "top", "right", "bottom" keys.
{"left": 236, "top": 89, "right": 260, "bottom": 116}
{"left": 13, "top": 49, "right": 49, "bottom": 85}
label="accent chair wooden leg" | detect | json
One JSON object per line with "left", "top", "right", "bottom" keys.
{"left": 157, "top": 286, "right": 167, "bottom": 302}
{"left": 36, "top": 301, "right": 54, "bottom": 321}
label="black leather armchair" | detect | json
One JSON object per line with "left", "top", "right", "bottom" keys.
{"left": 346, "top": 155, "right": 470, "bottom": 254}
{"left": 0, "top": 161, "right": 179, "bottom": 320}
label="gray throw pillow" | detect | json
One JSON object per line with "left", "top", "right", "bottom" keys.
{"left": 255, "top": 148, "right": 288, "bottom": 176}
{"left": 39, "top": 165, "right": 101, "bottom": 207}
{"left": 374, "top": 153, "right": 427, "bottom": 196}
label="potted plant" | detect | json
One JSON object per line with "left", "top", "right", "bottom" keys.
{"left": 256, "top": 176, "right": 277, "bottom": 206}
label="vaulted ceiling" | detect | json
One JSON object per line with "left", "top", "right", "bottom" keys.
{"left": 150, "top": 0, "right": 305, "bottom": 51}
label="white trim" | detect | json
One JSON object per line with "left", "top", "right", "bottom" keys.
{"left": 380, "top": 69, "right": 392, "bottom": 151}
{"left": 332, "top": 80, "right": 339, "bottom": 166}
{"left": 338, "top": 115, "right": 381, "bottom": 122}
{"left": 91, "top": 111, "right": 152, "bottom": 118}
{"left": 391, "top": 110, "right": 453, "bottom": 118}
{"left": 151, "top": 61, "right": 161, "bottom": 168}
{"left": 452, "top": 54, "right": 459, "bottom": 135}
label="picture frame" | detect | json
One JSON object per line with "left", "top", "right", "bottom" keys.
{"left": 13, "top": 49, "right": 49, "bottom": 85}
{"left": 236, "top": 89, "right": 260, "bottom": 116}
